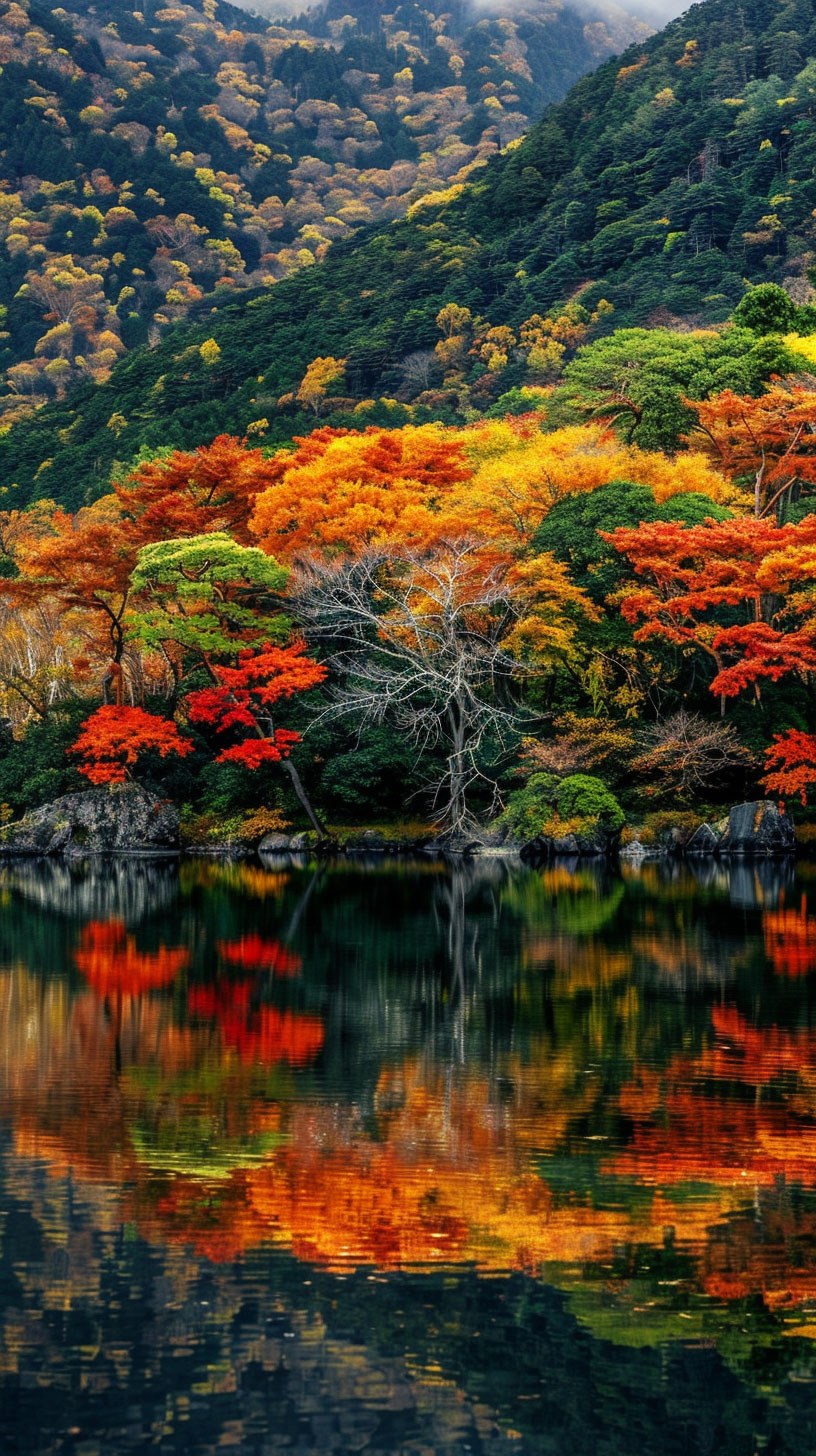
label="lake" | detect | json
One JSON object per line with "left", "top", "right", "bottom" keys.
{"left": 2, "top": 853, "right": 816, "bottom": 1454}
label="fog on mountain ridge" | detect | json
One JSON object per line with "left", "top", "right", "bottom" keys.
{"left": 231, "top": 0, "right": 688, "bottom": 26}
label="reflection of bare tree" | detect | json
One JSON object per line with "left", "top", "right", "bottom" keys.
{"left": 432, "top": 860, "right": 514, "bottom": 1065}
{"left": 0, "top": 859, "right": 180, "bottom": 923}
{"left": 283, "top": 867, "right": 321, "bottom": 942}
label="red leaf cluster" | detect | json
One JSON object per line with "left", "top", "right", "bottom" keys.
{"left": 75, "top": 918, "right": 190, "bottom": 995}
{"left": 185, "top": 642, "right": 325, "bottom": 770}
{"left": 215, "top": 733, "right": 300, "bottom": 768}
{"left": 763, "top": 730, "right": 816, "bottom": 806}
{"left": 217, "top": 937, "right": 302, "bottom": 975}
{"left": 69, "top": 704, "right": 193, "bottom": 783}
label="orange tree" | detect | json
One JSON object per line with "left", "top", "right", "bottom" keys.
{"left": 607, "top": 512, "right": 816, "bottom": 801}
{"left": 689, "top": 384, "right": 816, "bottom": 520}
{"left": 1, "top": 496, "right": 136, "bottom": 699}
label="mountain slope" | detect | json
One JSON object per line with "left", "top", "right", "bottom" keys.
{"left": 0, "top": 0, "right": 647, "bottom": 422}
{"left": 3, "top": 0, "right": 816, "bottom": 507}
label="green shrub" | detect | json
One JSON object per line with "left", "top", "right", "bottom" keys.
{"left": 498, "top": 773, "right": 559, "bottom": 839}
{"left": 555, "top": 775, "right": 624, "bottom": 832}
{"left": 499, "top": 772, "right": 624, "bottom": 841}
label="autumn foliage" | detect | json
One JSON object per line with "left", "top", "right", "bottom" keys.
{"left": 186, "top": 642, "right": 326, "bottom": 769}
{"left": 69, "top": 705, "right": 193, "bottom": 784}
{"left": 0, "top": 401, "right": 812, "bottom": 824}
{"left": 762, "top": 731, "right": 816, "bottom": 806}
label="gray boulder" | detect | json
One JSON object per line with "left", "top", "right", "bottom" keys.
{"left": 620, "top": 839, "right": 666, "bottom": 862}
{"left": 0, "top": 784, "right": 179, "bottom": 857}
{"left": 258, "top": 831, "right": 294, "bottom": 852}
{"left": 521, "top": 824, "right": 620, "bottom": 863}
{"left": 718, "top": 800, "right": 795, "bottom": 858}
{"left": 686, "top": 823, "right": 719, "bottom": 856}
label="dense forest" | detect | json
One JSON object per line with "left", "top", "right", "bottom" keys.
{"left": 4, "top": 0, "right": 816, "bottom": 505}
{"left": 0, "top": 0, "right": 814, "bottom": 849}
{"left": 0, "top": 0, "right": 644, "bottom": 423}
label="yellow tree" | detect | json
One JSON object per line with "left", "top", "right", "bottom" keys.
{"left": 296, "top": 355, "right": 346, "bottom": 415}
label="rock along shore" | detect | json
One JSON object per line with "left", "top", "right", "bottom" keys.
{"left": 0, "top": 791, "right": 799, "bottom": 864}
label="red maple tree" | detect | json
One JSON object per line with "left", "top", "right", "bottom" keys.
{"left": 762, "top": 730, "right": 816, "bottom": 806}
{"left": 606, "top": 514, "right": 816, "bottom": 698}
{"left": 186, "top": 642, "right": 326, "bottom": 770}
{"left": 70, "top": 704, "right": 193, "bottom": 784}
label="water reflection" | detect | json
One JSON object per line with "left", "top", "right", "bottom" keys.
{"left": 3, "top": 857, "right": 816, "bottom": 1452}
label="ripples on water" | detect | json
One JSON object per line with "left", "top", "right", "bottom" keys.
{"left": 2, "top": 854, "right": 816, "bottom": 1453}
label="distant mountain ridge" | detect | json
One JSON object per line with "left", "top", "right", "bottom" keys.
{"left": 0, "top": 0, "right": 648, "bottom": 423}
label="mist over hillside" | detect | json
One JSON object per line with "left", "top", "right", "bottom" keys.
{"left": 234, "top": 0, "right": 684, "bottom": 27}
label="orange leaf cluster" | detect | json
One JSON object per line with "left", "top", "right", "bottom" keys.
{"left": 249, "top": 424, "right": 472, "bottom": 559}
{"left": 69, "top": 704, "right": 193, "bottom": 783}
{"left": 763, "top": 730, "right": 816, "bottom": 806}
{"left": 217, "top": 937, "right": 302, "bottom": 976}
{"left": 75, "top": 919, "right": 190, "bottom": 996}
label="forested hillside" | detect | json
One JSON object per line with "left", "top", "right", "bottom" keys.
{"left": 0, "top": 0, "right": 644, "bottom": 424}
{"left": 4, "top": 0, "right": 816, "bottom": 507}
{"left": 0, "top": 0, "right": 814, "bottom": 845}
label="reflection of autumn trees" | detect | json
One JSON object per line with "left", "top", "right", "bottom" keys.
{"left": 0, "top": 1155, "right": 534, "bottom": 1456}
{"left": 7, "top": 861, "right": 816, "bottom": 1336}
{"left": 75, "top": 918, "right": 189, "bottom": 994}
{"left": 0, "top": 956, "right": 764, "bottom": 1287}
{"left": 216, "top": 936, "right": 302, "bottom": 975}
{"left": 765, "top": 896, "right": 816, "bottom": 977}
{"left": 188, "top": 984, "right": 324, "bottom": 1068}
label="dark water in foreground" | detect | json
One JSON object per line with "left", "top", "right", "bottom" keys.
{"left": 2, "top": 855, "right": 816, "bottom": 1454}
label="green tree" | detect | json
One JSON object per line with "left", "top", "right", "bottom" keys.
{"left": 732, "top": 283, "right": 798, "bottom": 335}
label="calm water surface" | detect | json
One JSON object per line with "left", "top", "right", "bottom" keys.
{"left": 2, "top": 854, "right": 816, "bottom": 1454}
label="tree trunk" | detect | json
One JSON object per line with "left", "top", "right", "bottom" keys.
{"left": 282, "top": 755, "right": 325, "bottom": 837}
{"left": 446, "top": 698, "right": 469, "bottom": 835}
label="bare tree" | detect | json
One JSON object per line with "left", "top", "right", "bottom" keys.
{"left": 292, "top": 541, "right": 530, "bottom": 836}
{"left": 632, "top": 710, "right": 754, "bottom": 800}
{"left": 400, "top": 350, "right": 440, "bottom": 397}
